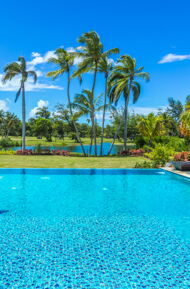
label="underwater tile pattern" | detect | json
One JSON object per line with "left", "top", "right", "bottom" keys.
{"left": 0, "top": 169, "right": 190, "bottom": 288}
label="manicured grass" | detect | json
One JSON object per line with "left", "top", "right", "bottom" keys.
{"left": 0, "top": 155, "right": 147, "bottom": 168}
{"left": 10, "top": 136, "right": 135, "bottom": 147}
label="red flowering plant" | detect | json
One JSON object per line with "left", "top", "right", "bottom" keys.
{"left": 129, "top": 149, "right": 144, "bottom": 156}
{"left": 52, "top": 150, "right": 70, "bottom": 156}
{"left": 16, "top": 150, "right": 33, "bottom": 155}
{"left": 173, "top": 152, "right": 190, "bottom": 162}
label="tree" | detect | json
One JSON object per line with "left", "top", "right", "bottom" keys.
{"left": 36, "top": 106, "right": 51, "bottom": 119}
{"left": 98, "top": 57, "right": 117, "bottom": 155}
{"left": 73, "top": 31, "right": 119, "bottom": 155}
{"left": 33, "top": 118, "right": 53, "bottom": 141}
{"left": 2, "top": 56, "right": 37, "bottom": 151}
{"left": 0, "top": 112, "right": 21, "bottom": 137}
{"left": 47, "top": 48, "right": 86, "bottom": 155}
{"left": 137, "top": 113, "right": 166, "bottom": 145}
{"left": 166, "top": 97, "right": 183, "bottom": 122}
{"left": 108, "top": 55, "right": 149, "bottom": 152}
{"left": 72, "top": 89, "right": 102, "bottom": 155}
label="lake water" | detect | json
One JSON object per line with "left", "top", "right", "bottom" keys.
{"left": 9, "top": 143, "right": 123, "bottom": 155}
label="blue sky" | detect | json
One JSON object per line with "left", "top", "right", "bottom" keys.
{"left": 0, "top": 0, "right": 190, "bottom": 119}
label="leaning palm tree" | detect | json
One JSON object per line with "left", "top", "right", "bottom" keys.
{"left": 2, "top": 56, "right": 37, "bottom": 151}
{"left": 47, "top": 48, "right": 86, "bottom": 155}
{"left": 71, "top": 89, "right": 102, "bottom": 155}
{"left": 73, "top": 31, "right": 119, "bottom": 155}
{"left": 108, "top": 55, "right": 149, "bottom": 153}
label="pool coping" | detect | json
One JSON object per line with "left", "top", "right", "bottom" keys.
{"left": 162, "top": 167, "right": 190, "bottom": 179}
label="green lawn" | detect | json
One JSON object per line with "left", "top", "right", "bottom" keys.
{"left": 10, "top": 136, "right": 135, "bottom": 147}
{"left": 0, "top": 155, "right": 147, "bottom": 168}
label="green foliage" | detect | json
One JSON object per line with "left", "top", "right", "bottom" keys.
{"left": 0, "top": 150, "right": 16, "bottom": 155}
{"left": 0, "top": 137, "right": 19, "bottom": 148}
{"left": 134, "top": 161, "right": 157, "bottom": 168}
{"left": 33, "top": 118, "right": 53, "bottom": 142}
{"left": 34, "top": 143, "right": 42, "bottom": 154}
{"left": 145, "top": 144, "right": 175, "bottom": 166}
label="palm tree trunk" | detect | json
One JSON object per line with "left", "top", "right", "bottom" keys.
{"left": 91, "top": 110, "right": 97, "bottom": 156}
{"left": 107, "top": 111, "right": 125, "bottom": 156}
{"left": 123, "top": 79, "right": 132, "bottom": 151}
{"left": 91, "top": 61, "right": 98, "bottom": 156}
{"left": 89, "top": 116, "right": 93, "bottom": 156}
{"left": 100, "top": 74, "right": 108, "bottom": 156}
{"left": 123, "top": 96, "right": 129, "bottom": 151}
{"left": 22, "top": 82, "right": 26, "bottom": 152}
{"left": 67, "top": 70, "right": 86, "bottom": 156}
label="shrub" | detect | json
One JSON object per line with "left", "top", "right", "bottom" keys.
{"left": 34, "top": 143, "right": 42, "bottom": 154}
{"left": 173, "top": 152, "right": 190, "bottom": 161}
{"left": 0, "top": 138, "right": 19, "bottom": 148}
{"left": 52, "top": 149, "right": 70, "bottom": 156}
{"left": 0, "top": 150, "right": 16, "bottom": 155}
{"left": 16, "top": 150, "right": 33, "bottom": 155}
{"left": 145, "top": 144, "right": 174, "bottom": 166}
{"left": 129, "top": 149, "right": 144, "bottom": 156}
{"left": 134, "top": 161, "right": 157, "bottom": 168}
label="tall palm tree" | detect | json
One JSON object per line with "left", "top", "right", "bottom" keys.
{"left": 47, "top": 48, "right": 86, "bottom": 155}
{"left": 73, "top": 31, "right": 119, "bottom": 155}
{"left": 2, "top": 56, "right": 37, "bottom": 151}
{"left": 108, "top": 55, "right": 149, "bottom": 153}
{"left": 71, "top": 89, "right": 102, "bottom": 155}
{"left": 97, "top": 57, "right": 116, "bottom": 156}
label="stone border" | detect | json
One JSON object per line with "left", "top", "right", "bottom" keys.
{"left": 162, "top": 167, "right": 190, "bottom": 178}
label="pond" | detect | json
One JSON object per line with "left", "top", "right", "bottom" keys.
{"left": 8, "top": 142, "right": 123, "bottom": 155}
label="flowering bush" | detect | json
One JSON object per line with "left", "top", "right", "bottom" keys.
{"left": 16, "top": 150, "right": 33, "bottom": 155}
{"left": 129, "top": 149, "right": 144, "bottom": 156}
{"left": 52, "top": 150, "right": 70, "bottom": 156}
{"left": 173, "top": 152, "right": 190, "bottom": 162}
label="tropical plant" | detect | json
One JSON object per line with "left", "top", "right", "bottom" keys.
{"left": 108, "top": 55, "right": 149, "bottom": 153}
{"left": 73, "top": 31, "right": 119, "bottom": 155}
{"left": 137, "top": 113, "right": 166, "bottom": 145}
{"left": 145, "top": 144, "right": 174, "bottom": 166}
{"left": 72, "top": 89, "right": 102, "bottom": 155}
{"left": 2, "top": 56, "right": 37, "bottom": 151}
{"left": 180, "top": 95, "right": 190, "bottom": 138}
{"left": 47, "top": 48, "right": 86, "bottom": 155}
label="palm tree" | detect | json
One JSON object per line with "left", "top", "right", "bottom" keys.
{"left": 73, "top": 31, "right": 119, "bottom": 155}
{"left": 47, "top": 48, "right": 86, "bottom": 155}
{"left": 2, "top": 56, "right": 37, "bottom": 151}
{"left": 71, "top": 89, "right": 102, "bottom": 155}
{"left": 97, "top": 57, "right": 116, "bottom": 156}
{"left": 108, "top": 55, "right": 149, "bottom": 153}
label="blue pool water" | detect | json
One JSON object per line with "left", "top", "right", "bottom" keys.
{"left": 0, "top": 169, "right": 190, "bottom": 288}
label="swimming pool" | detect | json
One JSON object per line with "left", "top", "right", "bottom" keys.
{"left": 0, "top": 169, "right": 190, "bottom": 288}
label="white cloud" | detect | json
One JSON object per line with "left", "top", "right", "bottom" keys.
{"left": 28, "top": 50, "right": 56, "bottom": 68}
{"left": 30, "top": 100, "right": 49, "bottom": 117}
{"left": 158, "top": 53, "right": 190, "bottom": 64}
{"left": 0, "top": 74, "right": 63, "bottom": 92}
{"left": 0, "top": 99, "right": 9, "bottom": 111}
